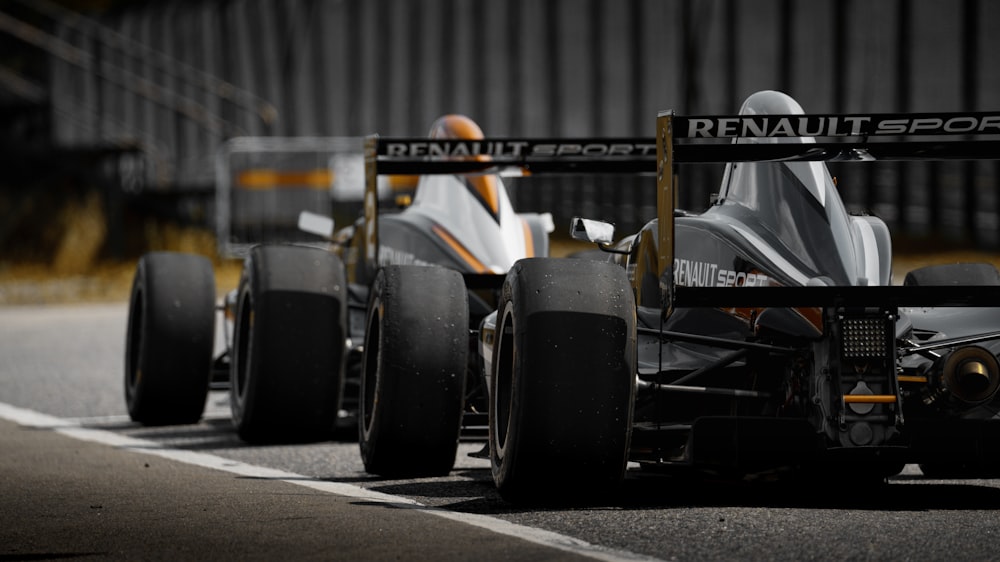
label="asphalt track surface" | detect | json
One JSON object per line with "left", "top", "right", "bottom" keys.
{"left": 4, "top": 303, "right": 1000, "bottom": 561}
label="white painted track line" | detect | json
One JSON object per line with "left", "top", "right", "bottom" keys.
{"left": 0, "top": 401, "right": 662, "bottom": 562}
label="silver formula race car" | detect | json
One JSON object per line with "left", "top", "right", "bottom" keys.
{"left": 123, "top": 115, "right": 553, "bottom": 476}
{"left": 373, "top": 91, "right": 1000, "bottom": 503}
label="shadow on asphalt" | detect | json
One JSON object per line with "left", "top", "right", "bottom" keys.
{"left": 81, "top": 416, "right": 1000, "bottom": 513}
{"left": 614, "top": 475, "right": 1000, "bottom": 511}
{"left": 350, "top": 469, "right": 1000, "bottom": 514}
{"left": 89, "top": 416, "right": 364, "bottom": 450}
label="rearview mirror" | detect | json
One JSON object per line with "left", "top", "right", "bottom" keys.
{"left": 298, "top": 211, "right": 335, "bottom": 240}
{"left": 570, "top": 217, "right": 615, "bottom": 245}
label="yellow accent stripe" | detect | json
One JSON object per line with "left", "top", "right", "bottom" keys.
{"left": 521, "top": 218, "right": 534, "bottom": 258}
{"left": 469, "top": 175, "right": 500, "bottom": 216}
{"left": 432, "top": 225, "right": 489, "bottom": 273}
{"left": 236, "top": 169, "right": 331, "bottom": 190}
{"left": 897, "top": 375, "right": 928, "bottom": 383}
{"left": 388, "top": 175, "right": 419, "bottom": 192}
{"left": 844, "top": 395, "right": 897, "bottom": 404}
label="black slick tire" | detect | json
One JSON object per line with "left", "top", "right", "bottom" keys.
{"left": 231, "top": 245, "right": 347, "bottom": 443}
{"left": 903, "top": 263, "right": 1000, "bottom": 286}
{"left": 906, "top": 262, "right": 1000, "bottom": 478}
{"left": 489, "top": 257, "right": 636, "bottom": 504}
{"left": 125, "top": 252, "right": 216, "bottom": 425}
{"left": 359, "top": 265, "right": 469, "bottom": 477}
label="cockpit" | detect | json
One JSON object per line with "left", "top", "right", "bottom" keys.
{"left": 708, "top": 91, "right": 861, "bottom": 286}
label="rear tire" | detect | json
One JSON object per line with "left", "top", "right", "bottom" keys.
{"left": 125, "top": 252, "right": 215, "bottom": 425}
{"left": 905, "top": 263, "right": 1000, "bottom": 478}
{"left": 903, "top": 263, "right": 1000, "bottom": 286}
{"left": 490, "top": 258, "right": 636, "bottom": 504}
{"left": 359, "top": 266, "right": 469, "bottom": 477}
{"left": 231, "top": 245, "right": 347, "bottom": 443}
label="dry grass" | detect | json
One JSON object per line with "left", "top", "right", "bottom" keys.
{"left": 0, "top": 259, "right": 243, "bottom": 305}
{"left": 1, "top": 237, "right": 999, "bottom": 306}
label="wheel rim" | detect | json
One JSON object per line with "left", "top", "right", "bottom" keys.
{"left": 361, "top": 301, "right": 382, "bottom": 437}
{"left": 493, "top": 303, "right": 514, "bottom": 458}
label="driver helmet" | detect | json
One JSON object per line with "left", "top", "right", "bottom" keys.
{"left": 425, "top": 114, "right": 501, "bottom": 221}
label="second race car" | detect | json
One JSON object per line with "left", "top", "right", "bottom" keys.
{"left": 123, "top": 115, "right": 553, "bottom": 479}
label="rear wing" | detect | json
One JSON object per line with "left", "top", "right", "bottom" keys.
{"left": 364, "top": 112, "right": 1000, "bottom": 309}
{"left": 655, "top": 111, "right": 1000, "bottom": 314}
{"left": 361, "top": 136, "right": 656, "bottom": 279}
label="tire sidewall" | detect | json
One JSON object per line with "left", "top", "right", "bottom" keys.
{"left": 228, "top": 244, "right": 348, "bottom": 443}
{"left": 358, "top": 265, "right": 469, "bottom": 476}
{"left": 488, "top": 258, "right": 637, "bottom": 501}
{"left": 123, "top": 252, "right": 215, "bottom": 425}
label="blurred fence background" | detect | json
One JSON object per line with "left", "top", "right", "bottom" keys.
{"left": 2, "top": 0, "right": 999, "bottom": 260}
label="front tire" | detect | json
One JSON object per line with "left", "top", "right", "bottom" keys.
{"left": 125, "top": 252, "right": 216, "bottom": 425}
{"left": 490, "top": 258, "right": 636, "bottom": 503}
{"left": 231, "top": 245, "right": 347, "bottom": 443}
{"left": 359, "top": 266, "right": 469, "bottom": 477}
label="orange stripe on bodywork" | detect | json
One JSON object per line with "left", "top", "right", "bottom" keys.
{"left": 470, "top": 174, "right": 501, "bottom": 216}
{"left": 520, "top": 217, "right": 534, "bottom": 258}
{"left": 432, "top": 224, "right": 489, "bottom": 273}
{"left": 797, "top": 307, "right": 824, "bottom": 334}
{"left": 732, "top": 305, "right": 824, "bottom": 337}
{"left": 844, "top": 395, "right": 897, "bottom": 404}
{"left": 388, "top": 175, "right": 419, "bottom": 193}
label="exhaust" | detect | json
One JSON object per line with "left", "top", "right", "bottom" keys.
{"left": 924, "top": 345, "right": 1000, "bottom": 412}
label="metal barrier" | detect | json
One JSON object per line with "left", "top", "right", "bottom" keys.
{"left": 5, "top": 0, "right": 1000, "bottom": 249}
{"left": 215, "top": 137, "right": 370, "bottom": 257}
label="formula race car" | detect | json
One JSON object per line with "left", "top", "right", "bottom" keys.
{"left": 368, "top": 90, "right": 1000, "bottom": 503}
{"left": 123, "top": 115, "right": 553, "bottom": 471}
